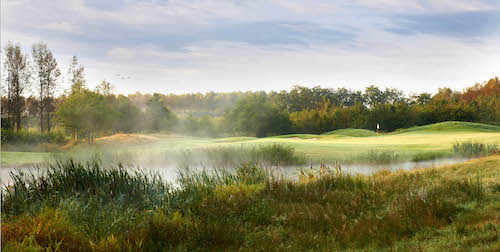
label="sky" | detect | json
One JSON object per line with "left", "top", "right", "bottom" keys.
{"left": 2, "top": 0, "right": 500, "bottom": 95}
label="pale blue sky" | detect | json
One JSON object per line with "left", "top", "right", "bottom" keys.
{"left": 2, "top": 0, "right": 500, "bottom": 94}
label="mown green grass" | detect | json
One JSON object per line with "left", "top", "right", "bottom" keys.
{"left": 324, "top": 128, "right": 378, "bottom": 137}
{"left": 273, "top": 133, "right": 322, "bottom": 139}
{"left": 0, "top": 152, "right": 56, "bottom": 166}
{"left": 3, "top": 121, "right": 500, "bottom": 166}
{"left": 2, "top": 155, "right": 499, "bottom": 250}
{"left": 394, "top": 121, "right": 500, "bottom": 134}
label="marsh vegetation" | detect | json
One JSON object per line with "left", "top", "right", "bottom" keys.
{"left": 2, "top": 156, "right": 499, "bottom": 250}
{"left": 453, "top": 141, "right": 499, "bottom": 158}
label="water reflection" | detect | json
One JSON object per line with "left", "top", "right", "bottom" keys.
{"left": 1, "top": 157, "right": 470, "bottom": 186}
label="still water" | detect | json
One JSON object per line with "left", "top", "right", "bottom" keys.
{"left": 1, "top": 157, "right": 469, "bottom": 186}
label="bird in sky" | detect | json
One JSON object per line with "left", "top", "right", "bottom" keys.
{"left": 115, "top": 74, "right": 131, "bottom": 79}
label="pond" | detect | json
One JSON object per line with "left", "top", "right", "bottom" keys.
{"left": 1, "top": 157, "right": 470, "bottom": 187}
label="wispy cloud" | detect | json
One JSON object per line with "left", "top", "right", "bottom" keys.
{"left": 2, "top": 0, "right": 500, "bottom": 94}
{"left": 355, "top": 0, "right": 495, "bottom": 13}
{"left": 386, "top": 10, "right": 500, "bottom": 38}
{"left": 37, "top": 22, "right": 82, "bottom": 34}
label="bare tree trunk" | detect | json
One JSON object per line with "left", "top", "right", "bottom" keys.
{"left": 16, "top": 112, "right": 21, "bottom": 131}
{"left": 40, "top": 104, "right": 44, "bottom": 132}
{"left": 7, "top": 96, "right": 14, "bottom": 130}
{"left": 15, "top": 94, "right": 22, "bottom": 131}
{"left": 40, "top": 79, "right": 45, "bottom": 132}
{"left": 46, "top": 77, "right": 52, "bottom": 133}
{"left": 47, "top": 112, "right": 51, "bottom": 132}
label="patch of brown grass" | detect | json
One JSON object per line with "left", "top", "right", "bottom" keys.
{"left": 96, "top": 134, "right": 159, "bottom": 144}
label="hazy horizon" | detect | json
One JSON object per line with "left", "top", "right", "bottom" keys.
{"left": 2, "top": 0, "right": 500, "bottom": 95}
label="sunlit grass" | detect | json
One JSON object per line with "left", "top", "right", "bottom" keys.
{"left": 2, "top": 155, "right": 499, "bottom": 250}
{"left": 3, "top": 121, "right": 500, "bottom": 166}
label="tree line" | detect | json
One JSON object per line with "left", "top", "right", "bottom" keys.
{"left": 2, "top": 41, "right": 499, "bottom": 141}
{"left": 222, "top": 79, "right": 499, "bottom": 136}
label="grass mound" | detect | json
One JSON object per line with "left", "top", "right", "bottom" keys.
{"left": 96, "top": 133, "right": 159, "bottom": 144}
{"left": 395, "top": 121, "right": 500, "bottom": 134}
{"left": 273, "top": 134, "right": 320, "bottom": 139}
{"left": 324, "top": 128, "right": 377, "bottom": 137}
{"left": 212, "top": 137, "right": 256, "bottom": 143}
{"left": 2, "top": 156, "right": 499, "bottom": 250}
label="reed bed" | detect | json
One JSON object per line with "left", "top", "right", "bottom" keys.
{"left": 173, "top": 143, "right": 307, "bottom": 167}
{"left": 2, "top": 156, "right": 497, "bottom": 251}
{"left": 453, "top": 140, "right": 499, "bottom": 158}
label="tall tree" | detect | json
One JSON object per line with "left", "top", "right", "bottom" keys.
{"left": 2, "top": 42, "right": 31, "bottom": 131}
{"left": 67, "top": 56, "right": 86, "bottom": 94}
{"left": 364, "top": 85, "right": 385, "bottom": 107}
{"left": 145, "top": 93, "right": 176, "bottom": 131}
{"left": 95, "top": 80, "right": 114, "bottom": 96}
{"left": 224, "top": 94, "right": 291, "bottom": 137}
{"left": 32, "top": 42, "right": 61, "bottom": 132}
{"left": 57, "top": 89, "right": 118, "bottom": 142}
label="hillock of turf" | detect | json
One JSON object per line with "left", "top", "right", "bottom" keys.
{"left": 323, "top": 128, "right": 377, "bottom": 137}
{"left": 394, "top": 121, "right": 500, "bottom": 134}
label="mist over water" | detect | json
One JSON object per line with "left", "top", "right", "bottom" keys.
{"left": 1, "top": 157, "right": 470, "bottom": 186}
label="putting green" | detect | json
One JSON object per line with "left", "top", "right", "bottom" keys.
{"left": 2, "top": 122, "right": 500, "bottom": 165}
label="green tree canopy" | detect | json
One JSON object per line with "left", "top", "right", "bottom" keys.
{"left": 145, "top": 93, "right": 177, "bottom": 131}
{"left": 56, "top": 89, "right": 119, "bottom": 141}
{"left": 224, "top": 94, "right": 291, "bottom": 137}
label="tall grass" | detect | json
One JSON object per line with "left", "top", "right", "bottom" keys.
{"left": 1, "top": 157, "right": 494, "bottom": 251}
{"left": 1, "top": 129, "right": 67, "bottom": 145}
{"left": 2, "top": 159, "right": 170, "bottom": 217}
{"left": 453, "top": 141, "right": 499, "bottom": 158}
{"left": 411, "top": 151, "right": 449, "bottom": 162}
{"left": 175, "top": 143, "right": 307, "bottom": 167}
{"left": 340, "top": 149, "right": 404, "bottom": 164}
